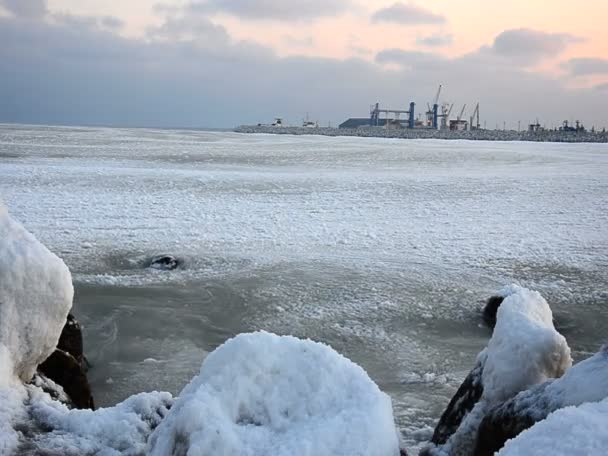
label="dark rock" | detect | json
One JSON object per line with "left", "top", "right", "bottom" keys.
{"left": 474, "top": 382, "right": 554, "bottom": 456}
{"left": 482, "top": 296, "right": 504, "bottom": 328}
{"left": 57, "top": 313, "right": 88, "bottom": 370}
{"left": 38, "top": 349, "right": 95, "bottom": 409}
{"left": 428, "top": 361, "right": 485, "bottom": 447}
{"left": 148, "top": 254, "right": 181, "bottom": 271}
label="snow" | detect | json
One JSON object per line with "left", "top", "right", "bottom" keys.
{"left": 498, "top": 398, "right": 608, "bottom": 456}
{"left": 28, "top": 389, "right": 173, "bottom": 455}
{"left": 544, "top": 344, "right": 608, "bottom": 407}
{"left": 148, "top": 331, "right": 401, "bottom": 456}
{"left": 0, "top": 202, "right": 73, "bottom": 383}
{"left": 481, "top": 285, "right": 571, "bottom": 403}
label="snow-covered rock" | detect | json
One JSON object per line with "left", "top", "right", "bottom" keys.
{"left": 148, "top": 331, "right": 401, "bottom": 456}
{"left": 0, "top": 203, "right": 73, "bottom": 383}
{"left": 424, "top": 285, "right": 571, "bottom": 455}
{"left": 498, "top": 398, "right": 608, "bottom": 456}
{"left": 476, "top": 344, "right": 608, "bottom": 455}
{"left": 481, "top": 285, "right": 571, "bottom": 404}
{"left": 26, "top": 389, "right": 172, "bottom": 455}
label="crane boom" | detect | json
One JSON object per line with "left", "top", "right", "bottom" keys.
{"left": 458, "top": 104, "right": 467, "bottom": 120}
{"left": 433, "top": 84, "right": 442, "bottom": 105}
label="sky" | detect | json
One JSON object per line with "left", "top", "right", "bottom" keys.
{"left": 1, "top": 0, "right": 607, "bottom": 129}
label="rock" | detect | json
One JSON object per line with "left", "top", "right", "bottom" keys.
{"left": 474, "top": 344, "right": 608, "bottom": 455}
{"left": 38, "top": 349, "right": 94, "bottom": 409}
{"left": 423, "top": 286, "right": 571, "bottom": 455}
{"left": 0, "top": 204, "right": 73, "bottom": 384}
{"left": 148, "top": 254, "right": 180, "bottom": 271}
{"left": 148, "top": 331, "right": 400, "bottom": 456}
{"left": 56, "top": 313, "right": 89, "bottom": 371}
{"left": 36, "top": 313, "right": 94, "bottom": 409}
{"left": 428, "top": 361, "right": 484, "bottom": 447}
{"left": 482, "top": 296, "right": 504, "bottom": 328}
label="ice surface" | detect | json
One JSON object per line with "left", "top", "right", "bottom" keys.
{"left": 0, "top": 202, "right": 73, "bottom": 382}
{"left": 2, "top": 125, "right": 607, "bottom": 453}
{"left": 148, "top": 331, "right": 400, "bottom": 456}
{"left": 498, "top": 398, "right": 608, "bottom": 455}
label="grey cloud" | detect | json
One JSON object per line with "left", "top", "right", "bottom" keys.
{"left": 375, "top": 48, "right": 445, "bottom": 67}
{"left": 101, "top": 16, "right": 124, "bottom": 31}
{"left": 0, "top": 13, "right": 606, "bottom": 130}
{"left": 491, "top": 28, "right": 581, "bottom": 62}
{"left": 147, "top": 13, "right": 230, "bottom": 44}
{"left": 0, "top": 0, "right": 46, "bottom": 18}
{"left": 371, "top": 2, "right": 445, "bottom": 25}
{"left": 562, "top": 58, "right": 608, "bottom": 76}
{"left": 416, "top": 33, "right": 453, "bottom": 47}
{"left": 595, "top": 83, "right": 608, "bottom": 92}
{"left": 283, "top": 35, "right": 315, "bottom": 48}
{"left": 188, "top": 0, "right": 352, "bottom": 21}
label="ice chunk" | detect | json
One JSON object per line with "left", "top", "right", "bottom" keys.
{"left": 148, "top": 331, "right": 400, "bottom": 456}
{"left": 0, "top": 203, "right": 73, "bottom": 383}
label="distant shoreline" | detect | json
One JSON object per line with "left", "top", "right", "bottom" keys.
{"left": 234, "top": 125, "right": 608, "bottom": 144}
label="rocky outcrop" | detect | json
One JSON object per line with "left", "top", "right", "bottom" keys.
{"left": 482, "top": 296, "right": 503, "bottom": 329}
{"left": 37, "top": 313, "right": 94, "bottom": 409}
{"left": 428, "top": 361, "right": 484, "bottom": 446}
{"left": 148, "top": 254, "right": 181, "bottom": 271}
{"left": 423, "top": 286, "right": 571, "bottom": 455}
{"left": 234, "top": 125, "right": 608, "bottom": 143}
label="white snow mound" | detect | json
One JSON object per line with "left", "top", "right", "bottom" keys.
{"left": 148, "top": 331, "right": 401, "bottom": 456}
{"left": 498, "top": 398, "right": 608, "bottom": 456}
{"left": 482, "top": 285, "right": 571, "bottom": 403}
{"left": 0, "top": 204, "right": 73, "bottom": 383}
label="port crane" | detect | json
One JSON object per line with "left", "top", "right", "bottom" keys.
{"left": 470, "top": 103, "right": 480, "bottom": 130}
{"left": 457, "top": 104, "right": 467, "bottom": 121}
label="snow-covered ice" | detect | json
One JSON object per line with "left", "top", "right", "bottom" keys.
{"left": 1, "top": 124, "right": 607, "bottom": 453}
{"left": 148, "top": 331, "right": 400, "bottom": 456}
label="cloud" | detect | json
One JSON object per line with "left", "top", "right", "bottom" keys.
{"left": 187, "top": 0, "right": 352, "bottom": 21}
{"left": 282, "top": 35, "right": 315, "bottom": 48}
{"left": 595, "top": 83, "right": 608, "bottom": 92}
{"left": 416, "top": 33, "right": 453, "bottom": 47}
{"left": 0, "top": 12, "right": 606, "bottom": 130}
{"left": 489, "top": 28, "right": 581, "bottom": 63}
{"left": 562, "top": 58, "right": 608, "bottom": 76}
{"left": 375, "top": 48, "right": 445, "bottom": 68}
{"left": 100, "top": 16, "right": 124, "bottom": 31}
{"left": 0, "top": 0, "right": 46, "bottom": 18}
{"left": 371, "top": 2, "right": 445, "bottom": 25}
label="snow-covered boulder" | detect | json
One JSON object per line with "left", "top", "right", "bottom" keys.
{"left": 476, "top": 344, "right": 608, "bottom": 455}
{"left": 497, "top": 398, "right": 608, "bottom": 456}
{"left": 0, "top": 203, "right": 73, "bottom": 383}
{"left": 481, "top": 285, "right": 571, "bottom": 404}
{"left": 424, "top": 285, "right": 571, "bottom": 455}
{"left": 148, "top": 331, "right": 401, "bottom": 456}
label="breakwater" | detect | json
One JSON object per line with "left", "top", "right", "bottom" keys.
{"left": 234, "top": 125, "right": 608, "bottom": 143}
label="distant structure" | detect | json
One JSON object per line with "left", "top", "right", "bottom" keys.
{"left": 528, "top": 120, "right": 542, "bottom": 132}
{"left": 338, "top": 85, "right": 485, "bottom": 132}
{"left": 560, "top": 120, "right": 585, "bottom": 133}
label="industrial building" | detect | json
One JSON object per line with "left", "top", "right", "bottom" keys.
{"left": 338, "top": 85, "right": 482, "bottom": 133}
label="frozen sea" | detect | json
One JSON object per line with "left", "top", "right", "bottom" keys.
{"left": 1, "top": 124, "right": 607, "bottom": 453}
